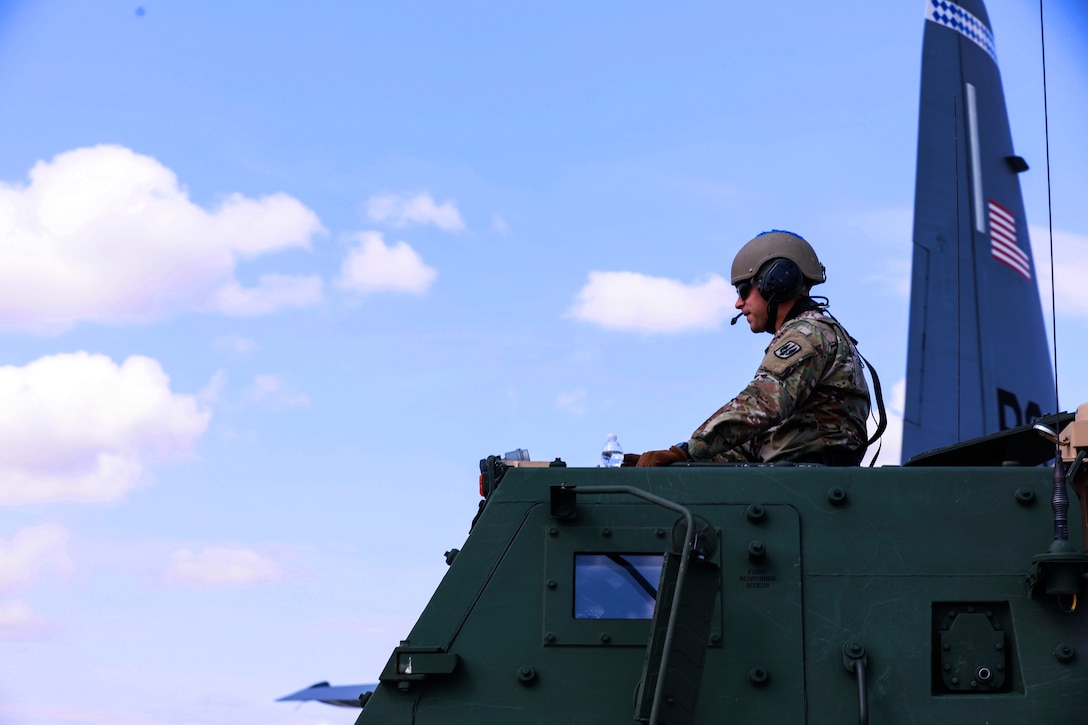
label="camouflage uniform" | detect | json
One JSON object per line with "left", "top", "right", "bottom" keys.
{"left": 686, "top": 307, "right": 870, "bottom": 463}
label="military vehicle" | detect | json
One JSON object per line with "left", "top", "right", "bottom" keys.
{"left": 281, "top": 0, "right": 1088, "bottom": 721}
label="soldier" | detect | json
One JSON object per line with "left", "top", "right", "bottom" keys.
{"left": 635, "top": 230, "right": 872, "bottom": 467}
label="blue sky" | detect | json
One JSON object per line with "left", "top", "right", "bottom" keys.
{"left": 0, "top": 1, "right": 1086, "bottom": 724}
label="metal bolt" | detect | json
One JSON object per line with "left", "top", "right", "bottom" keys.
{"left": 745, "top": 504, "right": 766, "bottom": 523}
{"left": 546, "top": 579, "right": 557, "bottom": 589}
{"left": 601, "top": 528, "right": 612, "bottom": 537}
{"left": 748, "top": 667, "right": 769, "bottom": 687}
{"left": 548, "top": 527, "right": 558, "bottom": 537}
{"left": 600, "top": 633, "right": 611, "bottom": 643}
{"left": 1054, "top": 644, "right": 1075, "bottom": 663}
{"left": 545, "top": 632, "right": 556, "bottom": 643}
{"left": 748, "top": 540, "right": 766, "bottom": 563}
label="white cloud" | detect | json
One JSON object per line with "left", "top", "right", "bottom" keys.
{"left": 0, "top": 600, "right": 56, "bottom": 641}
{"left": 160, "top": 546, "right": 283, "bottom": 587}
{"left": 197, "top": 369, "right": 228, "bottom": 405}
{"left": 336, "top": 231, "right": 437, "bottom": 295}
{"left": 0, "top": 352, "right": 210, "bottom": 505}
{"left": 245, "top": 373, "right": 311, "bottom": 409}
{"left": 0, "top": 525, "right": 69, "bottom": 641}
{"left": 1030, "top": 225, "right": 1088, "bottom": 318}
{"left": 209, "top": 274, "right": 323, "bottom": 317}
{"left": 367, "top": 192, "right": 465, "bottom": 232}
{"left": 0, "top": 524, "right": 73, "bottom": 594}
{"left": 568, "top": 271, "right": 733, "bottom": 333}
{"left": 0, "top": 145, "right": 325, "bottom": 331}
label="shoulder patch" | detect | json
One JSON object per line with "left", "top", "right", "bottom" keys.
{"left": 775, "top": 341, "right": 802, "bottom": 359}
{"left": 759, "top": 327, "right": 819, "bottom": 376}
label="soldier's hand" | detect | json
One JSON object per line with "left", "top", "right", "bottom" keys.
{"left": 635, "top": 446, "right": 692, "bottom": 467}
{"left": 621, "top": 453, "right": 642, "bottom": 467}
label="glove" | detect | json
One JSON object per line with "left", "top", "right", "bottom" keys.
{"left": 621, "top": 453, "right": 643, "bottom": 467}
{"left": 635, "top": 446, "right": 692, "bottom": 467}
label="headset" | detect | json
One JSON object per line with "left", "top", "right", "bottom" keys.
{"left": 754, "top": 258, "right": 805, "bottom": 303}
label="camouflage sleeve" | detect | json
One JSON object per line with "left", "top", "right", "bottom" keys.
{"left": 711, "top": 445, "right": 755, "bottom": 463}
{"left": 687, "top": 322, "right": 829, "bottom": 460}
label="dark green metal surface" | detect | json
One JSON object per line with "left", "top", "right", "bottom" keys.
{"left": 356, "top": 462, "right": 1088, "bottom": 724}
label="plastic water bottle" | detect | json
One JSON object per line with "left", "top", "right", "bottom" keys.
{"left": 601, "top": 433, "right": 623, "bottom": 468}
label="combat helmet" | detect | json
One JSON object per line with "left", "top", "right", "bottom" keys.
{"left": 731, "top": 230, "right": 825, "bottom": 303}
{"left": 732, "top": 230, "right": 826, "bottom": 333}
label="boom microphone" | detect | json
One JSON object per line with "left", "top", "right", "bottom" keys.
{"left": 730, "top": 312, "right": 744, "bottom": 326}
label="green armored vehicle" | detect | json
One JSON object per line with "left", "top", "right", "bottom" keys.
{"left": 349, "top": 403, "right": 1088, "bottom": 724}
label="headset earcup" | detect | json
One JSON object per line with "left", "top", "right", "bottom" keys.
{"left": 756, "top": 259, "right": 803, "bottom": 303}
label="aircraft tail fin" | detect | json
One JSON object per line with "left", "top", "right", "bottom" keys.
{"left": 902, "top": 0, "right": 1056, "bottom": 462}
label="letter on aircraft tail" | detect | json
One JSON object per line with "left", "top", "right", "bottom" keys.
{"left": 902, "top": 0, "right": 1055, "bottom": 462}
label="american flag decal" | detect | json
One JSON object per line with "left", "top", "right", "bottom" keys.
{"left": 989, "top": 199, "right": 1030, "bottom": 280}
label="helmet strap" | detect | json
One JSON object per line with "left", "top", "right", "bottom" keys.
{"left": 764, "top": 300, "right": 780, "bottom": 333}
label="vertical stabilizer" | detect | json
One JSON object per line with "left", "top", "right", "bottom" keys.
{"left": 903, "top": 0, "right": 1055, "bottom": 461}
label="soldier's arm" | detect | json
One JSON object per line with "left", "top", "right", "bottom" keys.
{"left": 687, "top": 327, "right": 826, "bottom": 460}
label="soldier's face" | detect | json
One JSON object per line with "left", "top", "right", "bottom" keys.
{"left": 735, "top": 282, "right": 769, "bottom": 333}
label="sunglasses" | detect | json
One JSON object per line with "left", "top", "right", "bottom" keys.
{"left": 736, "top": 281, "right": 754, "bottom": 300}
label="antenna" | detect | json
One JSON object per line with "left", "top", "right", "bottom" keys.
{"left": 1038, "top": 0, "right": 1060, "bottom": 427}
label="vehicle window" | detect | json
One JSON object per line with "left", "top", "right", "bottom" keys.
{"left": 574, "top": 553, "right": 664, "bottom": 620}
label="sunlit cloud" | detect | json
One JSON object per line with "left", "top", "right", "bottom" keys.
{"left": 0, "top": 352, "right": 210, "bottom": 505}
{"left": 568, "top": 271, "right": 733, "bottom": 333}
{"left": 1030, "top": 225, "right": 1088, "bottom": 319}
{"left": 0, "top": 600, "right": 57, "bottom": 641}
{"left": 244, "top": 373, "right": 311, "bottom": 409}
{"left": 336, "top": 231, "right": 437, "bottom": 295}
{"left": 0, "top": 144, "right": 325, "bottom": 332}
{"left": 160, "top": 546, "right": 283, "bottom": 587}
{"left": 0, "top": 524, "right": 73, "bottom": 594}
{"left": 367, "top": 192, "right": 465, "bottom": 232}
{"left": 210, "top": 274, "right": 323, "bottom": 317}
{"left": 197, "top": 369, "right": 228, "bottom": 405}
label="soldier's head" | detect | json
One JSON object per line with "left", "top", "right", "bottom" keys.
{"left": 731, "top": 230, "right": 825, "bottom": 333}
